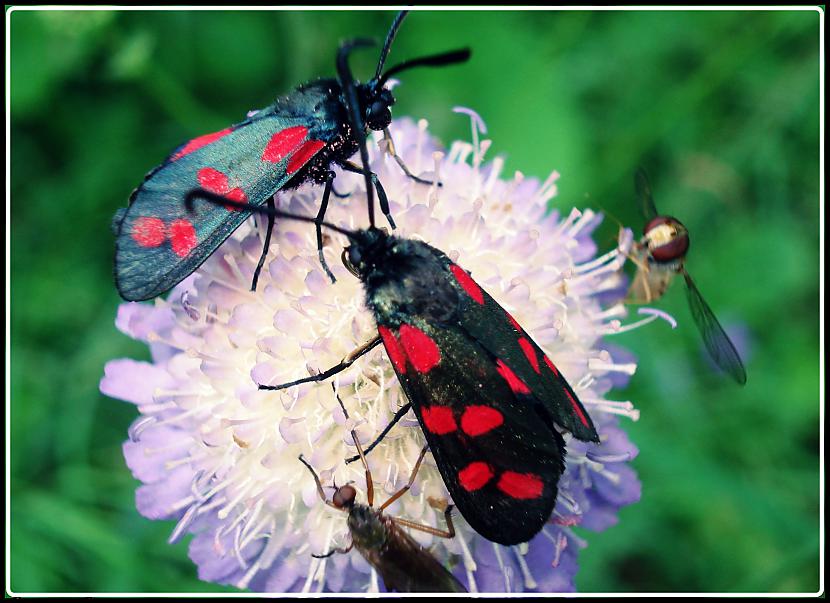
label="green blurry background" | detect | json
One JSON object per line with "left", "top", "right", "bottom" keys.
{"left": 9, "top": 8, "right": 820, "bottom": 594}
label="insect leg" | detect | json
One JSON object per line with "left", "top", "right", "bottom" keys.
{"left": 381, "top": 127, "right": 438, "bottom": 186}
{"left": 316, "top": 171, "right": 337, "bottom": 283}
{"left": 312, "top": 542, "right": 354, "bottom": 559}
{"left": 331, "top": 183, "right": 350, "bottom": 199}
{"left": 341, "top": 161, "right": 396, "bottom": 230}
{"left": 250, "top": 197, "right": 275, "bottom": 291}
{"left": 344, "top": 402, "right": 413, "bottom": 464}
{"left": 258, "top": 336, "right": 382, "bottom": 391}
{"left": 391, "top": 500, "right": 457, "bottom": 540}
{"left": 378, "top": 445, "right": 428, "bottom": 511}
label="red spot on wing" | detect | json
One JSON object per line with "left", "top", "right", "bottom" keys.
{"left": 261, "top": 126, "right": 308, "bottom": 163}
{"left": 497, "top": 471, "right": 544, "bottom": 500}
{"left": 131, "top": 217, "right": 166, "bottom": 248}
{"left": 197, "top": 167, "right": 248, "bottom": 211}
{"left": 543, "top": 355, "right": 560, "bottom": 377}
{"left": 399, "top": 324, "right": 441, "bottom": 374}
{"left": 198, "top": 167, "right": 230, "bottom": 193}
{"left": 378, "top": 326, "right": 407, "bottom": 374}
{"left": 450, "top": 264, "right": 484, "bottom": 305}
{"left": 505, "top": 310, "right": 522, "bottom": 332}
{"left": 565, "top": 389, "right": 590, "bottom": 428}
{"left": 496, "top": 359, "right": 530, "bottom": 394}
{"left": 518, "top": 338, "right": 540, "bottom": 373}
{"left": 225, "top": 188, "right": 248, "bottom": 203}
{"left": 173, "top": 127, "right": 233, "bottom": 160}
{"left": 460, "top": 406, "right": 504, "bottom": 436}
{"left": 458, "top": 462, "right": 494, "bottom": 492}
{"left": 287, "top": 139, "right": 326, "bottom": 175}
{"left": 169, "top": 219, "right": 198, "bottom": 257}
{"left": 421, "top": 406, "right": 457, "bottom": 435}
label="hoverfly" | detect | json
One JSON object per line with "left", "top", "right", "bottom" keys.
{"left": 626, "top": 168, "right": 747, "bottom": 385}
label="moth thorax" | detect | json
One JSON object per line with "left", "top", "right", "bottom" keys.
{"left": 347, "top": 504, "right": 388, "bottom": 549}
{"left": 644, "top": 216, "right": 690, "bottom": 263}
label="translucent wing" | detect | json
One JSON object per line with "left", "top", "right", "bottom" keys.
{"left": 115, "top": 111, "right": 334, "bottom": 301}
{"left": 683, "top": 270, "right": 747, "bottom": 385}
{"left": 360, "top": 521, "right": 466, "bottom": 592}
{"left": 635, "top": 167, "right": 660, "bottom": 220}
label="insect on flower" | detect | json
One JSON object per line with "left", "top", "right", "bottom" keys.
{"left": 299, "top": 386, "right": 466, "bottom": 593}
{"left": 188, "top": 186, "right": 602, "bottom": 547}
{"left": 626, "top": 168, "right": 747, "bottom": 385}
{"left": 113, "top": 10, "right": 470, "bottom": 301}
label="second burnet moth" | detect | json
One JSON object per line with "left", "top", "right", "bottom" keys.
{"left": 299, "top": 386, "right": 467, "bottom": 593}
{"left": 188, "top": 194, "right": 601, "bottom": 547}
{"left": 113, "top": 10, "right": 470, "bottom": 301}
{"left": 626, "top": 168, "right": 747, "bottom": 385}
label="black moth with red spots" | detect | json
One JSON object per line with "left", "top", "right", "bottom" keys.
{"left": 341, "top": 228, "right": 600, "bottom": 546}
{"left": 113, "top": 11, "right": 469, "bottom": 301}
{"left": 188, "top": 185, "right": 602, "bottom": 546}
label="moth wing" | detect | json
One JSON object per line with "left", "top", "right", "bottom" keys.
{"left": 379, "top": 320, "right": 567, "bottom": 546}
{"left": 114, "top": 113, "right": 333, "bottom": 300}
{"left": 445, "top": 263, "right": 600, "bottom": 442}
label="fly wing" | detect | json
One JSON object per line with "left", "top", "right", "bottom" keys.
{"left": 635, "top": 167, "right": 660, "bottom": 220}
{"left": 114, "top": 111, "right": 334, "bottom": 301}
{"left": 682, "top": 270, "right": 747, "bottom": 384}
{"left": 378, "top": 320, "right": 567, "bottom": 546}
{"left": 360, "top": 521, "right": 466, "bottom": 592}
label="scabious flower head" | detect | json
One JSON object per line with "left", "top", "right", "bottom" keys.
{"left": 101, "top": 112, "right": 647, "bottom": 593}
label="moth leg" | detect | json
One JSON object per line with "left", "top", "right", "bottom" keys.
{"left": 345, "top": 402, "right": 413, "bottom": 464}
{"left": 251, "top": 197, "right": 275, "bottom": 291}
{"left": 381, "top": 127, "right": 438, "bottom": 187}
{"left": 378, "top": 445, "right": 428, "bottom": 511}
{"left": 258, "top": 336, "right": 382, "bottom": 391}
{"left": 316, "top": 171, "right": 337, "bottom": 283}
{"left": 341, "top": 161, "right": 396, "bottom": 230}
{"left": 331, "top": 183, "right": 350, "bottom": 199}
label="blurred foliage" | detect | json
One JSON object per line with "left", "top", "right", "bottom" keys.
{"left": 9, "top": 8, "right": 820, "bottom": 594}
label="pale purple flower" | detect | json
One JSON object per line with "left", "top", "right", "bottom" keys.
{"left": 101, "top": 112, "right": 651, "bottom": 593}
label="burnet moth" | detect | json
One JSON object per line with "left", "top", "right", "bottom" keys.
{"left": 113, "top": 10, "right": 470, "bottom": 301}
{"left": 187, "top": 197, "right": 601, "bottom": 547}
{"left": 626, "top": 168, "right": 747, "bottom": 385}
{"left": 299, "top": 386, "right": 466, "bottom": 593}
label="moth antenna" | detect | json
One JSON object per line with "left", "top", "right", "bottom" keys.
{"left": 374, "top": 10, "right": 409, "bottom": 79}
{"left": 377, "top": 48, "right": 471, "bottom": 88}
{"left": 336, "top": 39, "right": 377, "bottom": 229}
